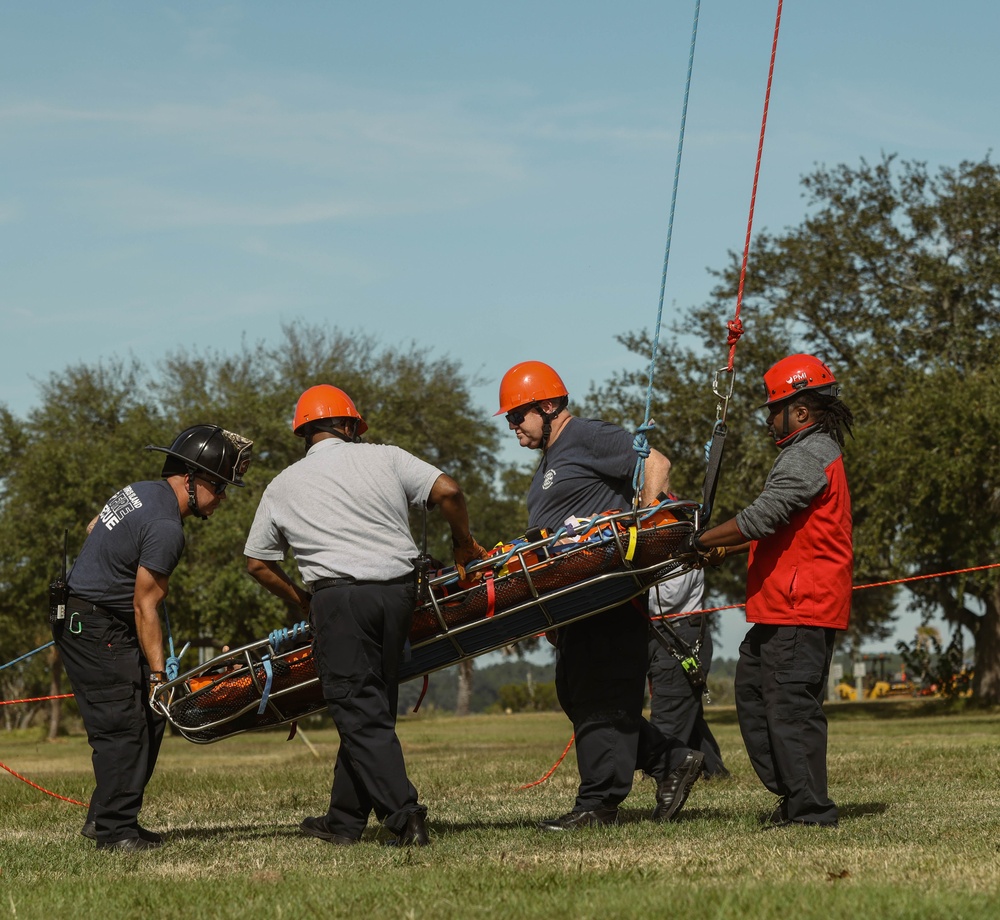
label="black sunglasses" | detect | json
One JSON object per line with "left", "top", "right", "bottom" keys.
{"left": 505, "top": 404, "right": 536, "bottom": 426}
{"left": 197, "top": 475, "right": 228, "bottom": 495}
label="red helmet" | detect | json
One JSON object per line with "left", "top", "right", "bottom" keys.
{"left": 293, "top": 385, "right": 368, "bottom": 436}
{"left": 761, "top": 354, "right": 839, "bottom": 407}
{"left": 495, "top": 361, "right": 568, "bottom": 415}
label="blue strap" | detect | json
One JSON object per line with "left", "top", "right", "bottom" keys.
{"left": 257, "top": 655, "right": 274, "bottom": 715}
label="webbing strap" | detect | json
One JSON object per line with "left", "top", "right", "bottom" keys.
{"left": 700, "top": 421, "right": 728, "bottom": 525}
{"left": 625, "top": 525, "right": 639, "bottom": 562}
{"left": 485, "top": 571, "right": 496, "bottom": 618}
{"left": 412, "top": 675, "right": 430, "bottom": 713}
{"left": 257, "top": 656, "right": 274, "bottom": 715}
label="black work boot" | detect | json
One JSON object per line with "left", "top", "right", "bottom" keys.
{"left": 386, "top": 812, "right": 430, "bottom": 847}
{"left": 299, "top": 815, "right": 360, "bottom": 846}
{"left": 537, "top": 806, "right": 620, "bottom": 832}
{"left": 651, "top": 750, "right": 705, "bottom": 822}
{"left": 82, "top": 822, "right": 162, "bottom": 844}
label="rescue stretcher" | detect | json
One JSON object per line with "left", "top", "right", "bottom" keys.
{"left": 151, "top": 497, "right": 699, "bottom": 743}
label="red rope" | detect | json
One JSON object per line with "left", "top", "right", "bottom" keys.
{"left": 520, "top": 734, "right": 575, "bottom": 790}
{"left": 0, "top": 693, "right": 73, "bottom": 707}
{"left": 728, "top": 0, "right": 783, "bottom": 372}
{"left": 0, "top": 759, "right": 87, "bottom": 807}
{"left": 652, "top": 561, "right": 1000, "bottom": 620}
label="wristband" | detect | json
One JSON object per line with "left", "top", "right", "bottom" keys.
{"left": 692, "top": 533, "right": 708, "bottom": 553}
{"left": 149, "top": 671, "right": 167, "bottom": 684}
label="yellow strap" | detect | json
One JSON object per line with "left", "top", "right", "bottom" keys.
{"left": 625, "top": 525, "right": 638, "bottom": 562}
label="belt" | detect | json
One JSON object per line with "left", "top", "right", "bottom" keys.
{"left": 67, "top": 595, "right": 114, "bottom": 615}
{"left": 312, "top": 573, "right": 414, "bottom": 592}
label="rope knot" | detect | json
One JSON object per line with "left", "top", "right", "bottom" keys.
{"left": 632, "top": 420, "right": 655, "bottom": 459}
{"left": 726, "top": 317, "right": 744, "bottom": 345}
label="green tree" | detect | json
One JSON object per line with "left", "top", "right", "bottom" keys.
{"left": 587, "top": 155, "right": 1000, "bottom": 703}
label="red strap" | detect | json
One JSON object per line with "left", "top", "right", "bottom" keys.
{"left": 412, "top": 675, "right": 430, "bottom": 712}
{"left": 286, "top": 721, "right": 298, "bottom": 741}
{"left": 485, "top": 571, "right": 496, "bottom": 618}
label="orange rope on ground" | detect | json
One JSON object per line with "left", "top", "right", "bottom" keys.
{"left": 0, "top": 759, "right": 87, "bottom": 807}
{"left": 520, "top": 734, "right": 575, "bottom": 790}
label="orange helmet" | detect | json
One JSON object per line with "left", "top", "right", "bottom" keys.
{"left": 293, "top": 385, "right": 368, "bottom": 436}
{"left": 495, "top": 361, "right": 568, "bottom": 416}
{"left": 761, "top": 353, "right": 839, "bottom": 407}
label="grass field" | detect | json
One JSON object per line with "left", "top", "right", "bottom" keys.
{"left": 2, "top": 701, "right": 999, "bottom": 920}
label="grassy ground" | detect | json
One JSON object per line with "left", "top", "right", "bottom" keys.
{"left": 2, "top": 701, "right": 999, "bottom": 920}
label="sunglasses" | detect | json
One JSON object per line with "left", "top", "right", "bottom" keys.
{"left": 505, "top": 404, "right": 536, "bottom": 426}
{"left": 197, "top": 475, "right": 228, "bottom": 495}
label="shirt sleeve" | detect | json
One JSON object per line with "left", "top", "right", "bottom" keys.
{"left": 137, "top": 519, "right": 185, "bottom": 576}
{"left": 244, "top": 490, "right": 290, "bottom": 561}
{"left": 585, "top": 421, "right": 638, "bottom": 481}
{"left": 393, "top": 447, "right": 445, "bottom": 507}
{"left": 736, "top": 445, "right": 830, "bottom": 540}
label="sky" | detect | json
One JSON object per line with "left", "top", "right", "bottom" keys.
{"left": 3, "top": 0, "right": 997, "bottom": 656}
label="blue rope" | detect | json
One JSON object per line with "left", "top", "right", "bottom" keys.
{"left": 0, "top": 641, "right": 55, "bottom": 672}
{"left": 257, "top": 622, "right": 310, "bottom": 715}
{"left": 634, "top": 0, "right": 701, "bottom": 489}
{"left": 162, "top": 602, "right": 184, "bottom": 681}
{"left": 269, "top": 621, "right": 311, "bottom": 653}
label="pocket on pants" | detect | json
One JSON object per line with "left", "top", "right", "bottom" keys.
{"left": 85, "top": 683, "right": 135, "bottom": 705}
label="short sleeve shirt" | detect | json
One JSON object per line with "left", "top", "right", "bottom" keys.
{"left": 527, "top": 417, "right": 638, "bottom": 532}
{"left": 67, "top": 479, "right": 185, "bottom": 620}
{"left": 244, "top": 439, "right": 443, "bottom": 585}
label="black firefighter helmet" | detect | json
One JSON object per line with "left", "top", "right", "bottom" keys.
{"left": 146, "top": 425, "right": 253, "bottom": 487}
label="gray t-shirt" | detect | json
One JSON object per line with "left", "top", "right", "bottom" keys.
{"left": 67, "top": 479, "right": 186, "bottom": 620}
{"left": 244, "top": 438, "right": 443, "bottom": 585}
{"left": 527, "top": 417, "right": 637, "bottom": 532}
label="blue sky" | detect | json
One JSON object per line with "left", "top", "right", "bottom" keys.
{"left": 3, "top": 1, "right": 996, "bottom": 654}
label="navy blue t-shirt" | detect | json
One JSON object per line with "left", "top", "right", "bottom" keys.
{"left": 527, "top": 417, "right": 638, "bottom": 532}
{"left": 68, "top": 479, "right": 185, "bottom": 620}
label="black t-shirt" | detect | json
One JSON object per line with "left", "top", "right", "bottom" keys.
{"left": 527, "top": 417, "right": 638, "bottom": 532}
{"left": 68, "top": 479, "right": 185, "bottom": 620}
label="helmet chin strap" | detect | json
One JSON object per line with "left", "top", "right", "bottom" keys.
{"left": 186, "top": 471, "right": 208, "bottom": 520}
{"left": 304, "top": 419, "right": 360, "bottom": 452}
{"left": 538, "top": 398, "right": 568, "bottom": 452}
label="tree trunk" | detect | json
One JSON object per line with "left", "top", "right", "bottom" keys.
{"left": 973, "top": 594, "right": 1000, "bottom": 705}
{"left": 48, "top": 645, "right": 63, "bottom": 741}
{"left": 455, "top": 659, "right": 473, "bottom": 716}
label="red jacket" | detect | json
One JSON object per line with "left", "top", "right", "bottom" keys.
{"left": 745, "top": 453, "right": 853, "bottom": 629}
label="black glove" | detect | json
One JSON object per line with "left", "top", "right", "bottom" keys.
{"left": 677, "top": 531, "right": 702, "bottom": 557}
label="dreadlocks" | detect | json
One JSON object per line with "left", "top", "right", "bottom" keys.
{"left": 794, "top": 390, "right": 854, "bottom": 449}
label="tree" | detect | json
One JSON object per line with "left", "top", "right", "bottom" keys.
{"left": 586, "top": 155, "right": 1000, "bottom": 702}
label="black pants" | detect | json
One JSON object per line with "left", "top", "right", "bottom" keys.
{"left": 735, "top": 623, "right": 838, "bottom": 824}
{"left": 310, "top": 580, "right": 423, "bottom": 838}
{"left": 53, "top": 602, "right": 165, "bottom": 842}
{"left": 555, "top": 601, "right": 683, "bottom": 810}
{"left": 648, "top": 616, "right": 727, "bottom": 777}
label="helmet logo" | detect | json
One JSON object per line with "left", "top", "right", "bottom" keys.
{"left": 787, "top": 369, "right": 810, "bottom": 390}
{"left": 222, "top": 430, "right": 254, "bottom": 479}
